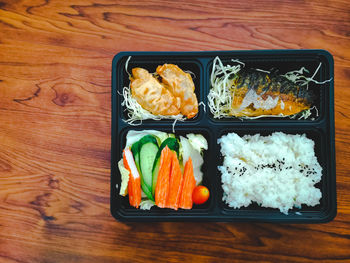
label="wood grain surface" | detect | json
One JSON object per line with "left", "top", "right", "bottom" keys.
{"left": 0, "top": 0, "right": 349, "bottom": 262}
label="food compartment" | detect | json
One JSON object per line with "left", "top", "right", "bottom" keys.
{"left": 215, "top": 126, "right": 335, "bottom": 222}
{"left": 111, "top": 50, "right": 335, "bottom": 222}
{"left": 111, "top": 126, "right": 217, "bottom": 221}
{"left": 115, "top": 55, "right": 204, "bottom": 123}
{"left": 206, "top": 52, "right": 332, "bottom": 123}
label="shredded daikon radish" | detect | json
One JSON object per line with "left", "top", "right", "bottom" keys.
{"left": 282, "top": 63, "right": 333, "bottom": 90}
{"left": 120, "top": 56, "right": 186, "bottom": 130}
{"left": 208, "top": 56, "right": 331, "bottom": 120}
{"left": 208, "top": 56, "right": 243, "bottom": 119}
{"left": 121, "top": 85, "right": 185, "bottom": 126}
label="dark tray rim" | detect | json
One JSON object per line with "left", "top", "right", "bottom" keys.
{"left": 112, "top": 49, "right": 334, "bottom": 63}
{"left": 110, "top": 49, "right": 336, "bottom": 223}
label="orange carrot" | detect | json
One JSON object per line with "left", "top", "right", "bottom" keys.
{"left": 155, "top": 146, "right": 173, "bottom": 208}
{"left": 166, "top": 151, "right": 183, "bottom": 210}
{"left": 179, "top": 157, "right": 196, "bottom": 209}
{"left": 123, "top": 148, "right": 141, "bottom": 208}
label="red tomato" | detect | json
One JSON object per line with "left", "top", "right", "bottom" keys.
{"left": 192, "top": 185, "right": 210, "bottom": 205}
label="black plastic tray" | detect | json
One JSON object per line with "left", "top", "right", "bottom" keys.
{"left": 111, "top": 50, "right": 336, "bottom": 223}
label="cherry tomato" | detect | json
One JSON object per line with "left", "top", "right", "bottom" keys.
{"left": 192, "top": 185, "right": 210, "bottom": 205}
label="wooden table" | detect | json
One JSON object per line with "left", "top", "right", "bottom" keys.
{"left": 1, "top": 1, "right": 349, "bottom": 262}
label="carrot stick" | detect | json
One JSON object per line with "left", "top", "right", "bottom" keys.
{"left": 179, "top": 157, "right": 195, "bottom": 209}
{"left": 123, "top": 148, "right": 141, "bottom": 208}
{"left": 155, "top": 146, "right": 172, "bottom": 208}
{"left": 166, "top": 151, "right": 183, "bottom": 210}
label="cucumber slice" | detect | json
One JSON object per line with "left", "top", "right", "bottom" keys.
{"left": 142, "top": 182, "right": 154, "bottom": 201}
{"left": 151, "top": 137, "right": 179, "bottom": 195}
{"left": 168, "top": 133, "right": 176, "bottom": 139}
{"left": 138, "top": 135, "right": 159, "bottom": 200}
{"left": 138, "top": 134, "right": 158, "bottom": 146}
{"left": 131, "top": 141, "right": 141, "bottom": 174}
{"left": 131, "top": 140, "right": 154, "bottom": 200}
{"left": 130, "top": 135, "right": 159, "bottom": 201}
{"left": 151, "top": 159, "right": 161, "bottom": 196}
{"left": 140, "top": 142, "right": 158, "bottom": 188}
{"left": 154, "top": 137, "right": 180, "bottom": 162}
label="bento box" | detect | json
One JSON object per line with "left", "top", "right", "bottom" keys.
{"left": 110, "top": 50, "right": 336, "bottom": 223}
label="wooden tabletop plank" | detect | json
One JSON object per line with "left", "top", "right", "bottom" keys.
{"left": 1, "top": 0, "right": 349, "bottom": 262}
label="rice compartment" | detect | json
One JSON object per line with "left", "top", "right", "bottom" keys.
{"left": 218, "top": 132, "right": 322, "bottom": 214}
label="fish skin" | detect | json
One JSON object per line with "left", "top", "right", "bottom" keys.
{"left": 230, "top": 69, "right": 314, "bottom": 117}
{"left": 235, "top": 69, "right": 313, "bottom": 102}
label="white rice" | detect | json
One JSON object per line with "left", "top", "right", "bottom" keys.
{"left": 218, "top": 132, "right": 322, "bottom": 214}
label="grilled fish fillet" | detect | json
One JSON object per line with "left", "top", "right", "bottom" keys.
{"left": 229, "top": 69, "right": 312, "bottom": 117}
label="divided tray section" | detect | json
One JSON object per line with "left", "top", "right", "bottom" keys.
{"left": 111, "top": 50, "right": 335, "bottom": 222}
{"left": 111, "top": 126, "right": 218, "bottom": 222}
{"left": 214, "top": 126, "right": 335, "bottom": 223}
{"left": 115, "top": 55, "right": 205, "bottom": 123}
{"left": 205, "top": 53, "right": 332, "bottom": 124}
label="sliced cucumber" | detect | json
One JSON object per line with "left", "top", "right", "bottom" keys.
{"left": 155, "top": 137, "right": 180, "bottom": 161}
{"left": 131, "top": 140, "right": 153, "bottom": 200}
{"left": 138, "top": 134, "right": 158, "bottom": 146}
{"left": 142, "top": 182, "right": 154, "bottom": 201}
{"left": 138, "top": 135, "right": 159, "bottom": 200}
{"left": 168, "top": 133, "right": 176, "bottom": 139}
{"left": 140, "top": 142, "right": 158, "bottom": 187}
{"left": 131, "top": 141, "right": 141, "bottom": 174}
{"left": 151, "top": 159, "right": 161, "bottom": 196}
{"left": 151, "top": 137, "right": 179, "bottom": 195}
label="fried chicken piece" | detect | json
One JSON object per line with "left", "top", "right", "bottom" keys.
{"left": 130, "top": 68, "right": 180, "bottom": 116}
{"left": 156, "top": 64, "right": 198, "bottom": 119}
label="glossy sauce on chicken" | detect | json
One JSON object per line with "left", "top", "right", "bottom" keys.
{"left": 157, "top": 64, "right": 198, "bottom": 119}
{"left": 130, "top": 68, "right": 180, "bottom": 116}
{"left": 129, "top": 64, "right": 199, "bottom": 119}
